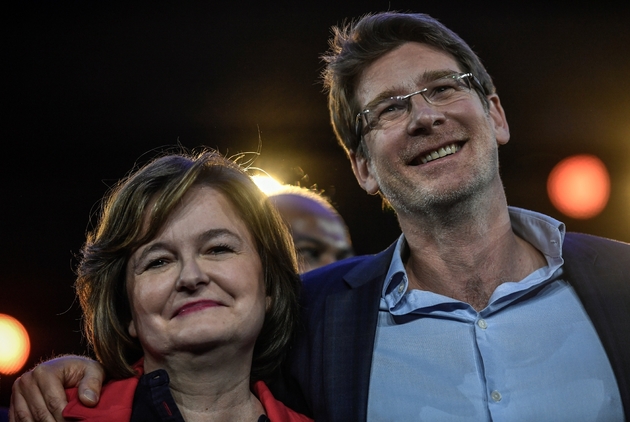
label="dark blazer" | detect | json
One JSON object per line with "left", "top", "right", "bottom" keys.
{"left": 277, "top": 232, "right": 630, "bottom": 421}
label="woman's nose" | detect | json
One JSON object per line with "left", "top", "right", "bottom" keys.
{"left": 175, "top": 258, "right": 210, "bottom": 291}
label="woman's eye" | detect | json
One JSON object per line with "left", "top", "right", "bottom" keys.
{"left": 206, "top": 244, "right": 235, "bottom": 255}
{"left": 145, "top": 258, "right": 168, "bottom": 270}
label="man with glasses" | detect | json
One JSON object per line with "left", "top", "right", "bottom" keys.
{"left": 9, "top": 11, "right": 630, "bottom": 422}
{"left": 293, "top": 11, "right": 628, "bottom": 421}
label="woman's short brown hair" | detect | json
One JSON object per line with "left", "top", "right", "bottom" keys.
{"left": 76, "top": 149, "right": 301, "bottom": 381}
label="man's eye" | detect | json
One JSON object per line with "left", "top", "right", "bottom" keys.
{"left": 336, "top": 250, "right": 354, "bottom": 261}
{"left": 431, "top": 84, "right": 456, "bottom": 95}
{"left": 298, "top": 247, "right": 322, "bottom": 261}
{"left": 378, "top": 101, "right": 406, "bottom": 117}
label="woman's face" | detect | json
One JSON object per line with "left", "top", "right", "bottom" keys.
{"left": 125, "top": 185, "right": 267, "bottom": 367}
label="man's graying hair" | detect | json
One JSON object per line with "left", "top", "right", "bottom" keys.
{"left": 321, "top": 12, "right": 495, "bottom": 158}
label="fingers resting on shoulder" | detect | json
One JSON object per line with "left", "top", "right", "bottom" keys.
{"left": 9, "top": 355, "right": 105, "bottom": 422}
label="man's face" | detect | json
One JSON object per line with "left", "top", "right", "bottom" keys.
{"left": 350, "top": 42, "right": 510, "bottom": 216}
{"left": 286, "top": 209, "right": 353, "bottom": 273}
{"left": 272, "top": 194, "right": 353, "bottom": 273}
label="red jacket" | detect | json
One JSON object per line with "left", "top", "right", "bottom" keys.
{"left": 63, "top": 361, "right": 312, "bottom": 422}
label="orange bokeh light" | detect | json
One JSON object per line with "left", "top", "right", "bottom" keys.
{"left": 0, "top": 313, "right": 31, "bottom": 375}
{"left": 547, "top": 154, "right": 610, "bottom": 219}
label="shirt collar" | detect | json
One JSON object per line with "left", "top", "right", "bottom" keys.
{"left": 383, "top": 206, "right": 566, "bottom": 300}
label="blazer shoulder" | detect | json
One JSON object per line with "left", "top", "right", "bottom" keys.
{"left": 564, "top": 232, "right": 630, "bottom": 248}
{"left": 563, "top": 232, "right": 630, "bottom": 268}
{"left": 300, "top": 244, "right": 397, "bottom": 296}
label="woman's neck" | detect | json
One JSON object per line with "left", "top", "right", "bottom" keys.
{"left": 169, "top": 375, "right": 264, "bottom": 422}
{"left": 143, "top": 350, "right": 265, "bottom": 421}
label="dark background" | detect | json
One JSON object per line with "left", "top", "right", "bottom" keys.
{"left": 2, "top": 0, "right": 629, "bottom": 407}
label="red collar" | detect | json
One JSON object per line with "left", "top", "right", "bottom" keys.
{"left": 63, "top": 359, "right": 312, "bottom": 421}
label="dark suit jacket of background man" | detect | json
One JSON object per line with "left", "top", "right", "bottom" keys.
{"left": 275, "top": 232, "right": 630, "bottom": 422}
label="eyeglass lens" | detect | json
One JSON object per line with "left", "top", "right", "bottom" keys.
{"left": 357, "top": 73, "right": 474, "bottom": 137}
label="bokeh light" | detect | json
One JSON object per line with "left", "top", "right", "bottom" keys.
{"left": 547, "top": 154, "right": 610, "bottom": 219}
{"left": 0, "top": 313, "right": 31, "bottom": 375}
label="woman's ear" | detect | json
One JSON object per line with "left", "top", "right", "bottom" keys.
{"left": 128, "top": 319, "right": 138, "bottom": 338}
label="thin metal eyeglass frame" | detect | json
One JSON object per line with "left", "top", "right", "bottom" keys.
{"left": 354, "top": 72, "right": 485, "bottom": 140}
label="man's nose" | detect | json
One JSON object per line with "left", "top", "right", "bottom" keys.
{"left": 405, "top": 94, "right": 446, "bottom": 135}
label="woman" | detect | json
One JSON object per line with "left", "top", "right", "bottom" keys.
{"left": 62, "top": 149, "right": 312, "bottom": 421}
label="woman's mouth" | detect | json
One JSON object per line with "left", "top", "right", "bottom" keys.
{"left": 173, "top": 300, "right": 222, "bottom": 318}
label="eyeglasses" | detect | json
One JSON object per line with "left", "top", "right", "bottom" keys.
{"left": 355, "top": 72, "right": 484, "bottom": 139}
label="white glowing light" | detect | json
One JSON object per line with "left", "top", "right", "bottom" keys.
{"left": 251, "top": 175, "right": 284, "bottom": 196}
{"left": 0, "top": 314, "right": 30, "bottom": 375}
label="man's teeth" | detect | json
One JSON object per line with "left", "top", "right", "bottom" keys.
{"left": 420, "top": 143, "right": 461, "bottom": 164}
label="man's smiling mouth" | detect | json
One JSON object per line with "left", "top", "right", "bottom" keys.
{"left": 417, "top": 142, "right": 462, "bottom": 164}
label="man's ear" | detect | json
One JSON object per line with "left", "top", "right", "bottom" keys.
{"left": 487, "top": 94, "right": 510, "bottom": 145}
{"left": 349, "top": 150, "right": 380, "bottom": 195}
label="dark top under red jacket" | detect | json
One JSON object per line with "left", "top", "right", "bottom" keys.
{"left": 63, "top": 360, "right": 312, "bottom": 422}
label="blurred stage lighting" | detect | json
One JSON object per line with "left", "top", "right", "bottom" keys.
{"left": 547, "top": 154, "right": 610, "bottom": 219}
{"left": 252, "top": 174, "right": 284, "bottom": 196}
{"left": 0, "top": 314, "right": 30, "bottom": 375}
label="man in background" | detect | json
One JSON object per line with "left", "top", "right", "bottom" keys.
{"left": 268, "top": 186, "right": 353, "bottom": 273}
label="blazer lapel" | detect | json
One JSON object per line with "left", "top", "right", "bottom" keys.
{"left": 323, "top": 244, "right": 396, "bottom": 422}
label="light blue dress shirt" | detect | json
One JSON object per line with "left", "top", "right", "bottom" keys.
{"left": 367, "top": 207, "right": 623, "bottom": 421}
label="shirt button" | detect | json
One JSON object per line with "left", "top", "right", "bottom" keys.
{"left": 491, "top": 390, "right": 502, "bottom": 402}
{"left": 397, "top": 283, "right": 405, "bottom": 293}
{"left": 477, "top": 319, "right": 488, "bottom": 329}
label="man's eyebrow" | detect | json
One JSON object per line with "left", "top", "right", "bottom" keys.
{"left": 293, "top": 235, "right": 326, "bottom": 247}
{"left": 415, "top": 69, "right": 460, "bottom": 85}
{"left": 361, "top": 89, "right": 403, "bottom": 112}
{"left": 360, "top": 68, "right": 460, "bottom": 111}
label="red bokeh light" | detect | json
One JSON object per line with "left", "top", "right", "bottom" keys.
{"left": 547, "top": 154, "right": 610, "bottom": 219}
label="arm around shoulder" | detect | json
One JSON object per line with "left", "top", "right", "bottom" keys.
{"left": 9, "top": 355, "right": 105, "bottom": 422}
